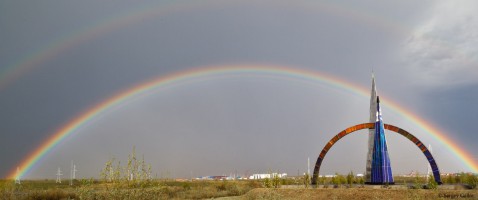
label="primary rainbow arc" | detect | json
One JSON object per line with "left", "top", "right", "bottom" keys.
{"left": 8, "top": 65, "right": 478, "bottom": 179}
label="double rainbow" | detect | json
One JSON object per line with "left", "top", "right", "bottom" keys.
{"left": 8, "top": 65, "right": 478, "bottom": 179}
{"left": 2, "top": 1, "right": 476, "bottom": 179}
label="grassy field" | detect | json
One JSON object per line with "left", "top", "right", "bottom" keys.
{"left": 1, "top": 179, "right": 477, "bottom": 200}
{"left": 238, "top": 188, "right": 478, "bottom": 200}
{"left": 0, "top": 179, "right": 262, "bottom": 199}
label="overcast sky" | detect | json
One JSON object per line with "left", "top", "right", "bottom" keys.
{"left": 1, "top": 0, "right": 477, "bottom": 179}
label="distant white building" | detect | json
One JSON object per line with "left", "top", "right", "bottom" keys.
{"left": 320, "top": 174, "right": 363, "bottom": 178}
{"left": 249, "top": 173, "right": 287, "bottom": 180}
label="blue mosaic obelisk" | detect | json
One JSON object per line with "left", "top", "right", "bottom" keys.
{"left": 369, "top": 96, "right": 394, "bottom": 184}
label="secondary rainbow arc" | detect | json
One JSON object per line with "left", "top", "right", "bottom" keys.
{"left": 8, "top": 65, "right": 478, "bottom": 179}
{"left": 0, "top": 1, "right": 411, "bottom": 90}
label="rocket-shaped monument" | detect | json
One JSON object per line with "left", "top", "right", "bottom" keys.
{"left": 365, "top": 75, "right": 394, "bottom": 184}
{"left": 365, "top": 75, "right": 377, "bottom": 183}
{"left": 311, "top": 74, "right": 441, "bottom": 185}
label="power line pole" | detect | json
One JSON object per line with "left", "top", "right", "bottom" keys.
{"left": 308, "top": 157, "right": 310, "bottom": 175}
{"left": 15, "top": 167, "right": 21, "bottom": 184}
{"left": 73, "top": 164, "right": 77, "bottom": 180}
{"left": 70, "top": 161, "right": 78, "bottom": 186}
{"left": 56, "top": 168, "right": 63, "bottom": 183}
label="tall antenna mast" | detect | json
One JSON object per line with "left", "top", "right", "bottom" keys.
{"left": 73, "top": 164, "right": 77, "bottom": 180}
{"left": 307, "top": 157, "right": 310, "bottom": 175}
{"left": 70, "top": 161, "right": 78, "bottom": 186}
{"left": 56, "top": 167, "right": 63, "bottom": 183}
{"left": 70, "top": 161, "right": 73, "bottom": 186}
{"left": 15, "top": 167, "right": 21, "bottom": 184}
{"left": 426, "top": 144, "right": 432, "bottom": 182}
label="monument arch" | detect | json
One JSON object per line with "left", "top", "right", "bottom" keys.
{"left": 311, "top": 123, "right": 442, "bottom": 185}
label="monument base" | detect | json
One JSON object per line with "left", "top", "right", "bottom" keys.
{"left": 365, "top": 182, "right": 395, "bottom": 185}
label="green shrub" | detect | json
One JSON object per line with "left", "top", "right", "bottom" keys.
{"left": 427, "top": 174, "right": 438, "bottom": 189}
{"left": 346, "top": 171, "right": 354, "bottom": 186}
{"left": 464, "top": 173, "right": 477, "bottom": 189}
{"left": 303, "top": 173, "right": 310, "bottom": 188}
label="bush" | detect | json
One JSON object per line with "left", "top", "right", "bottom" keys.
{"left": 427, "top": 174, "right": 438, "bottom": 189}
{"left": 263, "top": 177, "right": 272, "bottom": 188}
{"left": 272, "top": 174, "right": 282, "bottom": 188}
{"left": 304, "top": 173, "right": 310, "bottom": 188}
{"left": 464, "top": 174, "right": 477, "bottom": 189}
{"left": 216, "top": 181, "right": 227, "bottom": 191}
{"left": 346, "top": 171, "right": 354, "bottom": 186}
{"left": 181, "top": 182, "right": 191, "bottom": 190}
{"left": 225, "top": 183, "right": 241, "bottom": 196}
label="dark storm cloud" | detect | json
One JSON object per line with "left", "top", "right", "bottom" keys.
{"left": 1, "top": 0, "right": 476, "bottom": 178}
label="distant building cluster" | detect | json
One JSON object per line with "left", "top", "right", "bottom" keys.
{"left": 195, "top": 176, "right": 237, "bottom": 180}
{"left": 193, "top": 172, "right": 288, "bottom": 180}
{"left": 248, "top": 173, "right": 287, "bottom": 180}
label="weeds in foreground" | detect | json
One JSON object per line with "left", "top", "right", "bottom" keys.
{"left": 0, "top": 179, "right": 261, "bottom": 200}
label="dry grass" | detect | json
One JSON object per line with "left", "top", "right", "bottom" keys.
{"left": 2, "top": 179, "right": 477, "bottom": 200}
{"left": 239, "top": 188, "right": 478, "bottom": 200}
{"left": 0, "top": 179, "right": 262, "bottom": 200}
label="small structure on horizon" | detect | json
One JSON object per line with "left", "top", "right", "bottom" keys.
{"left": 307, "top": 157, "right": 310, "bottom": 175}
{"left": 70, "top": 161, "right": 78, "bottom": 186}
{"left": 15, "top": 167, "right": 21, "bottom": 184}
{"left": 56, "top": 167, "right": 63, "bottom": 183}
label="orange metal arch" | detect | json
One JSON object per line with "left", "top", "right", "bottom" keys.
{"left": 311, "top": 123, "right": 442, "bottom": 185}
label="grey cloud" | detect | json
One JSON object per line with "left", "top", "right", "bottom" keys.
{"left": 402, "top": 1, "right": 478, "bottom": 88}
{"left": 1, "top": 0, "right": 475, "bottom": 178}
